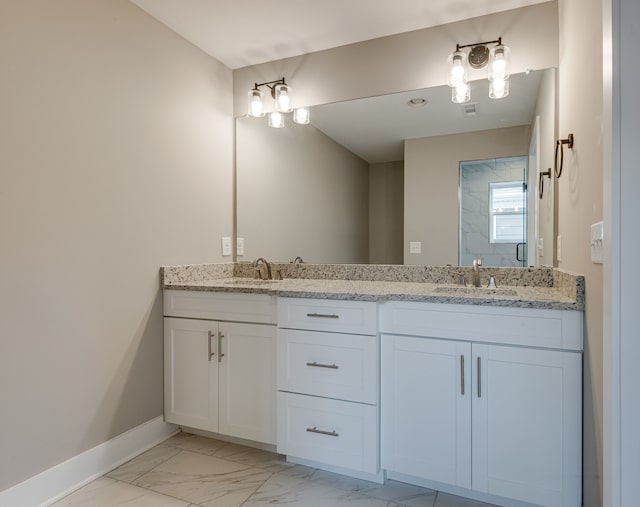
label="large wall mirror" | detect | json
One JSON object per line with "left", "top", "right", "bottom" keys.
{"left": 236, "top": 68, "right": 556, "bottom": 267}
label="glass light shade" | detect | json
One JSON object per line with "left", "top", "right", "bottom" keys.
{"left": 452, "top": 83, "right": 471, "bottom": 104}
{"left": 274, "top": 83, "right": 293, "bottom": 113}
{"left": 293, "top": 107, "right": 310, "bottom": 125}
{"left": 248, "top": 89, "right": 265, "bottom": 117}
{"left": 489, "top": 77, "right": 510, "bottom": 99}
{"left": 447, "top": 51, "right": 468, "bottom": 88}
{"left": 268, "top": 111, "right": 284, "bottom": 128}
{"left": 488, "top": 44, "right": 510, "bottom": 82}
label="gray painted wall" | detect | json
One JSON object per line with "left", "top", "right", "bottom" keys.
{"left": 369, "top": 161, "right": 404, "bottom": 264}
{"left": 236, "top": 118, "right": 369, "bottom": 264}
{"left": 0, "top": 0, "right": 233, "bottom": 491}
{"left": 558, "top": 1, "right": 604, "bottom": 505}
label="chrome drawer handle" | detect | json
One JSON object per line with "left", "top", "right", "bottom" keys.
{"left": 306, "top": 361, "right": 339, "bottom": 370}
{"left": 306, "top": 313, "right": 339, "bottom": 319}
{"left": 306, "top": 426, "right": 339, "bottom": 437}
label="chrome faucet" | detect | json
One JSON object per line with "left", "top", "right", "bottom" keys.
{"left": 471, "top": 258, "right": 482, "bottom": 287}
{"left": 291, "top": 256, "right": 304, "bottom": 264}
{"left": 253, "top": 257, "right": 272, "bottom": 280}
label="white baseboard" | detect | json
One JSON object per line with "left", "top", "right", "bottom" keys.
{"left": 0, "top": 416, "right": 178, "bottom": 507}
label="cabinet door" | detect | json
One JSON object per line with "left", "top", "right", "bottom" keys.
{"left": 164, "top": 317, "right": 218, "bottom": 431}
{"left": 472, "top": 344, "right": 582, "bottom": 507}
{"left": 218, "top": 322, "right": 277, "bottom": 444}
{"left": 381, "top": 334, "right": 472, "bottom": 488}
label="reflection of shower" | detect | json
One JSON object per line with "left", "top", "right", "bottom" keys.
{"left": 459, "top": 156, "right": 528, "bottom": 267}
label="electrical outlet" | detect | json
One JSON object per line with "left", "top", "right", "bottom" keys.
{"left": 409, "top": 241, "right": 422, "bottom": 254}
{"left": 221, "top": 237, "right": 232, "bottom": 256}
{"left": 237, "top": 237, "right": 245, "bottom": 256}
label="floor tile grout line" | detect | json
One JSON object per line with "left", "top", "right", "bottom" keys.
{"left": 109, "top": 445, "right": 183, "bottom": 485}
{"left": 109, "top": 442, "right": 274, "bottom": 507}
{"left": 105, "top": 474, "right": 199, "bottom": 506}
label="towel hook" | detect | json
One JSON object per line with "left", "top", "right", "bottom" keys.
{"left": 554, "top": 133, "right": 574, "bottom": 178}
{"left": 539, "top": 168, "right": 552, "bottom": 199}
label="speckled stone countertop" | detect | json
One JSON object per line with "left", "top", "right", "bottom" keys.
{"left": 161, "top": 263, "right": 585, "bottom": 311}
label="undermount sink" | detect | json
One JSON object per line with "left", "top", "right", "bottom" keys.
{"left": 433, "top": 286, "right": 518, "bottom": 297}
{"left": 223, "top": 278, "right": 281, "bottom": 285}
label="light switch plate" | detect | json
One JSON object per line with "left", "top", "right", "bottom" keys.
{"left": 221, "top": 237, "right": 232, "bottom": 256}
{"left": 409, "top": 241, "right": 422, "bottom": 254}
{"left": 591, "top": 221, "right": 604, "bottom": 264}
{"left": 236, "top": 237, "right": 245, "bottom": 256}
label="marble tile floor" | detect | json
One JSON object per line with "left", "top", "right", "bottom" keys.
{"left": 51, "top": 431, "right": 500, "bottom": 507}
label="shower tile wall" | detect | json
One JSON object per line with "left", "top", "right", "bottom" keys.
{"left": 460, "top": 157, "right": 527, "bottom": 267}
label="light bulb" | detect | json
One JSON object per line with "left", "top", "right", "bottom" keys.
{"left": 489, "top": 77, "right": 509, "bottom": 99}
{"left": 247, "top": 89, "right": 265, "bottom": 117}
{"left": 268, "top": 111, "right": 284, "bottom": 128}
{"left": 452, "top": 83, "right": 470, "bottom": 104}
{"left": 274, "top": 83, "right": 293, "bottom": 113}
{"left": 489, "top": 45, "right": 510, "bottom": 82}
{"left": 492, "top": 56, "right": 507, "bottom": 76}
{"left": 447, "top": 51, "right": 468, "bottom": 88}
{"left": 293, "top": 108, "right": 310, "bottom": 125}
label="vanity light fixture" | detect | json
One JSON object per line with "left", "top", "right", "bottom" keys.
{"left": 247, "top": 77, "right": 309, "bottom": 128}
{"left": 447, "top": 37, "right": 510, "bottom": 103}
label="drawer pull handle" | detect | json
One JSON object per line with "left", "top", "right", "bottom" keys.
{"left": 306, "top": 426, "right": 339, "bottom": 437}
{"left": 460, "top": 355, "right": 465, "bottom": 396}
{"left": 306, "top": 361, "right": 339, "bottom": 370}
{"left": 306, "top": 313, "right": 339, "bottom": 319}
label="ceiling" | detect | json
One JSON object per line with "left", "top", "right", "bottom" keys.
{"left": 310, "top": 71, "right": 543, "bottom": 163}
{"left": 129, "top": 0, "right": 550, "bottom": 69}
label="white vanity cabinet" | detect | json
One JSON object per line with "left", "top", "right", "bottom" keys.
{"left": 163, "top": 290, "right": 277, "bottom": 444}
{"left": 380, "top": 301, "right": 583, "bottom": 507}
{"left": 276, "top": 297, "right": 380, "bottom": 477}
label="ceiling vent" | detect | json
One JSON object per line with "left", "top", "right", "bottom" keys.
{"left": 463, "top": 103, "right": 478, "bottom": 116}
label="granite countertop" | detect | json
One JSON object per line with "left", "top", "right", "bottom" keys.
{"left": 163, "top": 275, "right": 583, "bottom": 311}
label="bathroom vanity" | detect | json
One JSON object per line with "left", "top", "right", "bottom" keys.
{"left": 161, "top": 263, "right": 584, "bottom": 507}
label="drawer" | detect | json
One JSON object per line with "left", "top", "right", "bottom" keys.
{"left": 277, "top": 392, "right": 378, "bottom": 474}
{"left": 278, "top": 298, "right": 377, "bottom": 335}
{"left": 164, "top": 290, "right": 277, "bottom": 323}
{"left": 379, "top": 301, "right": 583, "bottom": 351}
{"left": 278, "top": 329, "right": 377, "bottom": 404}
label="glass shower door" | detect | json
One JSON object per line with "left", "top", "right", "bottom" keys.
{"left": 459, "top": 156, "right": 528, "bottom": 267}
